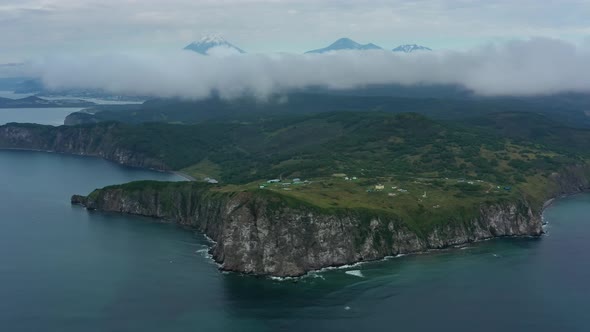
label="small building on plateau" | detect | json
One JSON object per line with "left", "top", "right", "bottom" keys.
{"left": 204, "top": 177, "right": 219, "bottom": 184}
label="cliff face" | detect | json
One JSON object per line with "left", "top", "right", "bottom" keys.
{"left": 548, "top": 165, "right": 590, "bottom": 198}
{"left": 72, "top": 183, "right": 543, "bottom": 277}
{"left": 0, "top": 124, "right": 167, "bottom": 170}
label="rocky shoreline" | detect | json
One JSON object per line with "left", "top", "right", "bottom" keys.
{"left": 69, "top": 164, "right": 590, "bottom": 277}
{"left": 0, "top": 124, "right": 169, "bottom": 171}
{"left": 71, "top": 183, "right": 547, "bottom": 277}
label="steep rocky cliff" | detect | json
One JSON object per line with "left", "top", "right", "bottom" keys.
{"left": 0, "top": 124, "right": 167, "bottom": 170}
{"left": 547, "top": 165, "right": 590, "bottom": 198}
{"left": 72, "top": 181, "right": 544, "bottom": 277}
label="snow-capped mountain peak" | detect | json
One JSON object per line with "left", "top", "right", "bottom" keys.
{"left": 184, "top": 35, "right": 246, "bottom": 55}
{"left": 305, "top": 38, "right": 383, "bottom": 54}
{"left": 392, "top": 44, "right": 432, "bottom": 53}
{"left": 197, "top": 34, "right": 227, "bottom": 45}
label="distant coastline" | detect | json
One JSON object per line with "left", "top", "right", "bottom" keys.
{"left": 0, "top": 95, "right": 96, "bottom": 108}
{"left": 0, "top": 148, "right": 190, "bottom": 182}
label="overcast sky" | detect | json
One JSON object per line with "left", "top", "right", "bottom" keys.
{"left": 2, "top": 0, "right": 590, "bottom": 62}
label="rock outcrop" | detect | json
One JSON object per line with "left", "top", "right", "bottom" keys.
{"left": 71, "top": 182, "right": 545, "bottom": 277}
{"left": 547, "top": 165, "right": 590, "bottom": 198}
{"left": 0, "top": 124, "right": 167, "bottom": 170}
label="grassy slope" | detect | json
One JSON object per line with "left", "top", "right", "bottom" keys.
{"left": 217, "top": 175, "right": 518, "bottom": 233}
{"left": 5, "top": 110, "right": 589, "bottom": 229}
{"left": 66, "top": 110, "right": 590, "bottom": 235}
{"left": 6, "top": 111, "right": 587, "bottom": 186}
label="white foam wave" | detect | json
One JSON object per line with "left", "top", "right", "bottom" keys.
{"left": 269, "top": 275, "right": 298, "bottom": 282}
{"left": 345, "top": 270, "right": 364, "bottom": 278}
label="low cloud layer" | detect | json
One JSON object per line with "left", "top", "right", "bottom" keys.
{"left": 29, "top": 38, "right": 590, "bottom": 99}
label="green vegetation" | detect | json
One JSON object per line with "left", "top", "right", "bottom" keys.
{"left": 4, "top": 108, "right": 590, "bottom": 226}
{"left": 217, "top": 174, "right": 516, "bottom": 233}
{"left": 67, "top": 91, "right": 590, "bottom": 129}
{"left": 8, "top": 111, "right": 589, "bottom": 187}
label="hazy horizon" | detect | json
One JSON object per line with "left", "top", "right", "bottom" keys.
{"left": 3, "top": 1, "right": 590, "bottom": 99}
{"left": 2, "top": 0, "right": 590, "bottom": 62}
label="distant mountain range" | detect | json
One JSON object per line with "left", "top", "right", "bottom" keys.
{"left": 305, "top": 38, "right": 431, "bottom": 54}
{"left": 184, "top": 35, "right": 246, "bottom": 55}
{"left": 305, "top": 38, "right": 383, "bottom": 54}
{"left": 392, "top": 44, "right": 433, "bottom": 53}
{"left": 182, "top": 36, "right": 432, "bottom": 56}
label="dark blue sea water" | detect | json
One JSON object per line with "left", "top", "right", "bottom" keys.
{"left": 0, "top": 150, "right": 589, "bottom": 332}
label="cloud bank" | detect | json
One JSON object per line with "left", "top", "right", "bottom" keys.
{"left": 30, "top": 38, "right": 590, "bottom": 99}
